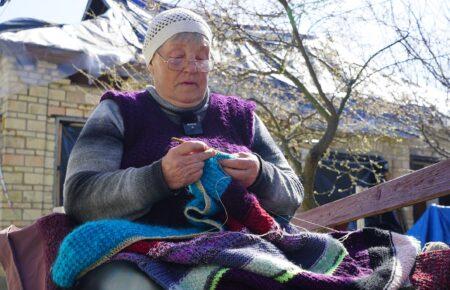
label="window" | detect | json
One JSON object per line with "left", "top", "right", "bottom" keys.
{"left": 55, "top": 120, "right": 84, "bottom": 206}
{"left": 314, "top": 151, "right": 404, "bottom": 232}
{"left": 314, "top": 151, "right": 388, "bottom": 205}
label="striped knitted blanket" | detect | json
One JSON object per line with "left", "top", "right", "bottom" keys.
{"left": 113, "top": 228, "right": 420, "bottom": 290}
{"left": 52, "top": 153, "right": 420, "bottom": 289}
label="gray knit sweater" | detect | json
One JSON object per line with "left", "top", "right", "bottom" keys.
{"left": 63, "top": 88, "right": 303, "bottom": 223}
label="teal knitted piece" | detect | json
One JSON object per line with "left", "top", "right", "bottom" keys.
{"left": 52, "top": 152, "right": 235, "bottom": 288}
{"left": 52, "top": 220, "right": 205, "bottom": 288}
{"left": 185, "top": 152, "right": 234, "bottom": 228}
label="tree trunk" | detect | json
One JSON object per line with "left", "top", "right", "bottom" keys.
{"left": 301, "top": 115, "right": 339, "bottom": 211}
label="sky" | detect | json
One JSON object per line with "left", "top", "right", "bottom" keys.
{"left": 0, "top": 0, "right": 89, "bottom": 24}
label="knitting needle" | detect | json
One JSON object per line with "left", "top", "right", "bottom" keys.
{"left": 171, "top": 137, "right": 217, "bottom": 155}
{"left": 171, "top": 137, "right": 186, "bottom": 144}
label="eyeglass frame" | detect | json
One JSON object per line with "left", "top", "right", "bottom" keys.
{"left": 155, "top": 51, "right": 214, "bottom": 73}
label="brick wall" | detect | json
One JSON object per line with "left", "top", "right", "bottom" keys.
{"left": 0, "top": 56, "right": 101, "bottom": 228}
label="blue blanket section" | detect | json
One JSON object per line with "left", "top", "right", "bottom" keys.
{"left": 52, "top": 152, "right": 236, "bottom": 288}
{"left": 407, "top": 204, "right": 450, "bottom": 246}
{"left": 51, "top": 220, "right": 209, "bottom": 287}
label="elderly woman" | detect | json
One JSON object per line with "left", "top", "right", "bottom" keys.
{"left": 63, "top": 7, "right": 303, "bottom": 290}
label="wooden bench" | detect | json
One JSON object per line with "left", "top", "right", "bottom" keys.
{"left": 293, "top": 159, "right": 450, "bottom": 231}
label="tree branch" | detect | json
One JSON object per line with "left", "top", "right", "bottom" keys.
{"left": 278, "top": 0, "right": 336, "bottom": 118}
{"left": 337, "top": 34, "right": 408, "bottom": 115}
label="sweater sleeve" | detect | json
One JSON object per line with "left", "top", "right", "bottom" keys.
{"left": 63, "top": 99, "right": 175, "bottom": 223}
{"left": 248, "top": 113, "right": 304, "bottom": 217}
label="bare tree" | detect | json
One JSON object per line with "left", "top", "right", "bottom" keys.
{"left": 367, "top": 0, "right": 449, "bottom": 158}
{"left": 419, "top": 110, "right": 450, "bottom": 158}
{"left": 195, "top": 0, "right": 408, "bottom": 210}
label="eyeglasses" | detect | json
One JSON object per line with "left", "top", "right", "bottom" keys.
{"left": 156, "top": 51, "right": 214, "bottom": 72}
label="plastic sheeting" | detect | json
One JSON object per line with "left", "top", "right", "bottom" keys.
{"left": 0, "top": 0, "right": 152, "bottom": 90}
{"left": 407, "top": 204, "right": 450, "bottom": 247}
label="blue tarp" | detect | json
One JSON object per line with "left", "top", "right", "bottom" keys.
{"left": 0, "top": 18, "right": 55, "bottom": 33}
{"left": 407, "top": 204, "right": 450, "bottom": 246}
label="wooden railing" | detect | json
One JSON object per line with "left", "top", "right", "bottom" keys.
{"left": 293, "top": 159, "right": 450, "bottom": 231}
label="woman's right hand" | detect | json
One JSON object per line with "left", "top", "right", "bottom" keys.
{"left": 161, "top": 141, "right": 216, "bottom": 190}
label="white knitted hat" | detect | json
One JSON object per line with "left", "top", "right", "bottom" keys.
{"left": 143, "top": 8, "right": 212, "bottom": 66}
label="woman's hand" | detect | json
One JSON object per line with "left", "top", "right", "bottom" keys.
{"left": 219, "top": 152, "right": 261, "bottom": 188}
{"left": 162, "top": 141, "right": 216, "bottom": 190}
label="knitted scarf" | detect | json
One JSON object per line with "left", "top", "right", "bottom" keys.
{"left": 51, "top": 153, "right": 421, "bottom": 289}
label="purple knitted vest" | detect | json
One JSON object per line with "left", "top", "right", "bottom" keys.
{"left": 100, "top": 89, "right": 256, "bottom": 227}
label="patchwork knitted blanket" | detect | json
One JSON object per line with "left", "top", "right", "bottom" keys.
{"left": 52, "top": 153, "right": 421, "bottom": 289}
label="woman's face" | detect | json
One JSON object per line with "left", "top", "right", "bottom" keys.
{"left": 148, "top": 34, "right": 210, "bottom": 108}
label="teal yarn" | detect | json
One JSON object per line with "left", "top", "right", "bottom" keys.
{"left": 185, "top": 152, "right": 234, "bottom": 227}
{"left": 52, "top": 151, "right": 236, "bottom": 288}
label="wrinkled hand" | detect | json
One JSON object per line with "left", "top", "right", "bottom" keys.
{"left": 219, "top": 152, "right": 261, "bottom": 188}
{"left": 162, "top": 141, "right": 216, "bottom": 190}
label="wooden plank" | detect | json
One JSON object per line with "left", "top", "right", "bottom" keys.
{"left": 292, "top": 159, "right": 450, "bottom": 231}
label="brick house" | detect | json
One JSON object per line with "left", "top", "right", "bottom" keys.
{"left": 0, "top": 0, "right": 446, "bottom": 231}
{"left": 0, "top": 0, "right": 146, "bottom": 229}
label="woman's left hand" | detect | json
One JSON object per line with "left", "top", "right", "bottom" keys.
{"left": 219, "top": 152, "right": 261, "bottom": 188}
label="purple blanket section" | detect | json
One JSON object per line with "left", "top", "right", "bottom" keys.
{"left": 111, "top": 228, "right": 395, "bottom": 290}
